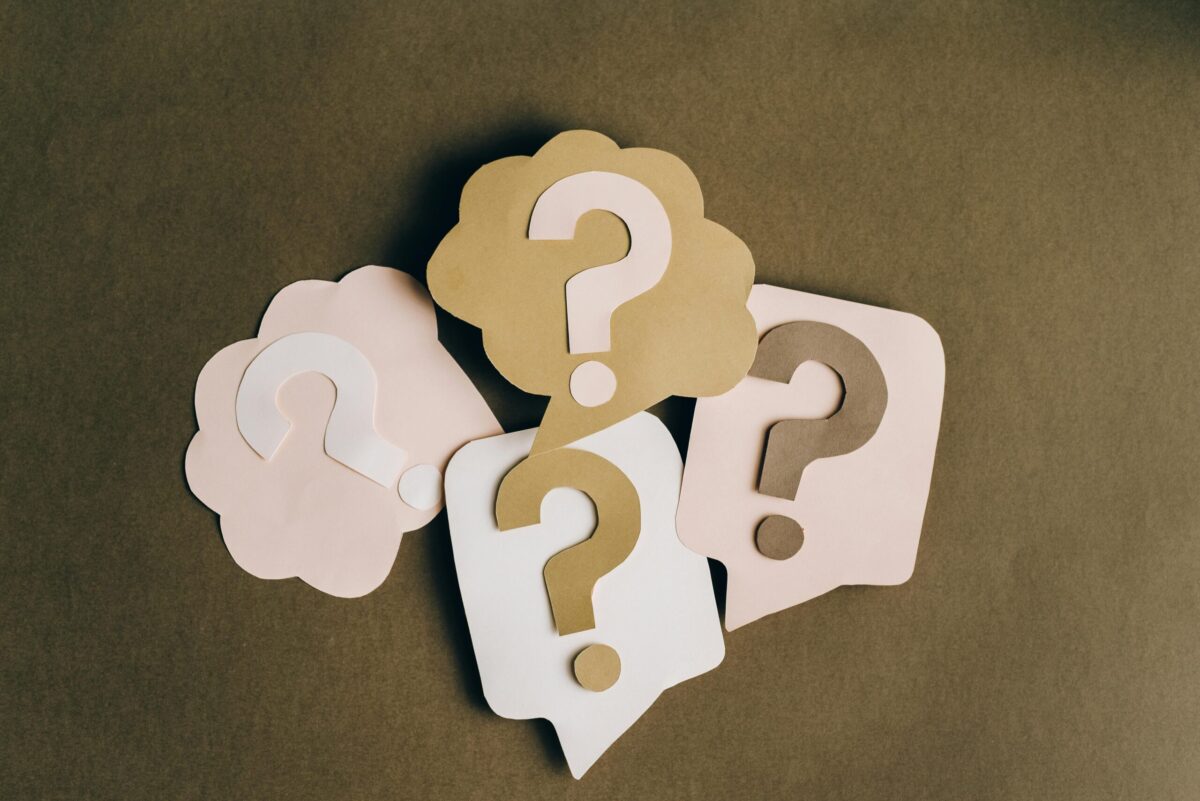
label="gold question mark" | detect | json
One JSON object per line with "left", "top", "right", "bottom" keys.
{"left": 749, "top": 321, "right": 888, "bottom": 560}
{"left": 495, "top": 448, "right": 640, "bottom": 691}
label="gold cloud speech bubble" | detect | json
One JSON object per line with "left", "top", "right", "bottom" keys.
{"left": 428, "top": 130, "right": 758, "bottom": 452}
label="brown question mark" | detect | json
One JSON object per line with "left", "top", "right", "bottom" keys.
{"left": 495, "top": 448, "right": 640, "bottom": 692}
{"left": 748, "top": 321, "right": 888, "bottom": 560}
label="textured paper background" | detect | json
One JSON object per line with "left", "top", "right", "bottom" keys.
{"left": 3, "top": 2, "right": 1200, "bottom": 799}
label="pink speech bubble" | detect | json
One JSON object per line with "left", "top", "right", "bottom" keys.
{"left": 185, "top": 266, "right": 501, "bottom": 598}
{"left": 676, "top": 284, "right": 945, "bottom": 630}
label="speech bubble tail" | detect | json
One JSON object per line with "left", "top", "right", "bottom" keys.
{"left": 550, "top": 693, "right": 654, "bottom": 779}
{"left": 528, "top": 397, "right": 594, "bottom": 454}
{"left": 557, "top": 725, "right": 604, "bottom": 780}
{"left": 531, "top": 391, "right": 671, "bottom": 455}
{"left": 723, "top": 567, "right": 842, "bottom": 631}
{"left": 448, "top": 414, "right": 723, "bottom": 778}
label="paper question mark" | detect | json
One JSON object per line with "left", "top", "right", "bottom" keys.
{"left": 494, "top": 448, "right": 641, "bottom": 692}
{"left": 529, "top": 171, "right": 672, "bottom": 408}
{"left": 748, "top": 321, "right": 888, "bottom": 560}
{"left": 235, "top": 331, "right": 443, "bottom": 511}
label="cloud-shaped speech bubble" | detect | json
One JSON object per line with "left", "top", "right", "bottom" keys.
{"left": 185, "top": 266, "right": 501, "bottom": 597}
{"left": 428, "top": 130, "right": 757, "bottom": 453}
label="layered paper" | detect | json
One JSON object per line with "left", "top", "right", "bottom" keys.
{"left": 444, "top": 412, "right": 724, "bottom": 777}
{"left": 185, "top": 266, "right": 501, "bottom": 597}
{"left": 427, "top": 130, "right": 758, "bottom": 453}
{"left": 676, "top": 284, "right": 945, "bottom": 629}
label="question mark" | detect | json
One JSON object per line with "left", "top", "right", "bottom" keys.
{"left": 748, "top": 321, "right": 888, "bottom": 560}
{"left": 235, "top": 331, "right": 443, "bottom": 511}
{"left": 529, "top": 171, "right": 672, "bottom": 408}
{"left": 494, "top": 447, "right": 641, "bottom": 692}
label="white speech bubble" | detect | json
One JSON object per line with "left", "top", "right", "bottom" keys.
{"left": 444, "top": 412, "right": 724, "bottom": 778}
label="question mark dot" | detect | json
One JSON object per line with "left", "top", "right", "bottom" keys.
{"left": 573, "top": 643, "right": 621, "bottom": 692}
{"left": 755, "top": 515, "right": 804, "bottom": 560}
{"left": 398, "top": 464, "right": 443, "bottom": 510}
{"left": 569, "top": 361, "right": 617, "bottom": 407}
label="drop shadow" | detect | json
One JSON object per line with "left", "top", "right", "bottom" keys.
{"left": 372, "top": 123, "right": 598, "bottom": 776}
{"left": 757, "top": 276, "right": 895, "bottom": 311}
{"left": 707, "top": 557, "right": 728, "bottom": 625}
{"left": 530, "top": 718, "right": 571, "bottom": 775}
{"left": 646, "top": 395, "right": 696, "bottom": 459}
{"left": 411, "top": 513, "right": 570, "bottom": 775}
{"left": 646, "top": 396, "right": 730, "bottom": 625}
{"left": 372, "top": 121, "right": 575, "bottom": 434}
{"left": 409, "top": 510, "right": 490, "bottom": 711}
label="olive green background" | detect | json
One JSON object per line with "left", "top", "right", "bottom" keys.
{"left": 4, "top": 1, "right": 1200, "bottom": 799}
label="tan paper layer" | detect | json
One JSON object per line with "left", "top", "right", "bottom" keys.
{"left": 573, "top": 644, "right": 622, "bottom": 692}
{"left": 749, "top": 321, "right": 889, "bottom": 500}
{"left": 494, "top": 447, "right": 641, "bottom": 635}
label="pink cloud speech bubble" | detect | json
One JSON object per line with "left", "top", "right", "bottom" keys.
{"left": 185, "top": 265, "right": 501, "bottom": 597}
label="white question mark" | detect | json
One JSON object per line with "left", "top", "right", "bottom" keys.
{"left": 235, "top": 331, "right": 442, "bottom": 510}
{"left": 529, "top": 171, "right": 672, "bottom": 407}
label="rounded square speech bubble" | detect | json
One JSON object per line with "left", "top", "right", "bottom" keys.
{"left": 677, "top": 284, "right": 945, "bottom": 630}
{"left": 444, "top": 412, "right": 724, "bottom": 778}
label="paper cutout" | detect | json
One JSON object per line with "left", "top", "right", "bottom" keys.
{"left": 751, "top": 321, "right": 888, "bottom": 500}
{"left": 676, "top": 284, "right": 944, "bottom": 629}
{"left": 496, "top": 447, "right": 641, "bottom": 639}
{"left": 568, "top": 360, "right": 617, "bottom": 408}
{"left": 445, "top": 412, "right": 724, "bottom": 778}
{"left": 754, "top": 515, "right": 805, "bottom": 561}
{"left": 530, "top": 170, "right": 672, "bottom": 407}
{"left": 428, "top": 130, "right": 757, "bottom": 454}
{"left": 236, "top": 332, "right": 410, "bottom": 489}
{"left": 573, "top": 644, "right": 621, "bottom": 693}
{"left": 397, "top": 463, "right": 443, "bottom": 511}
{"left": 185, "top": 266, "right": 501, "bottom": 598}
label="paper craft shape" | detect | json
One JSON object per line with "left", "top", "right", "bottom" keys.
{"left": 427, "top": 130, "right": 758, "bottom": 454}
{"left": 496, "top": 448, "right": 642, "bottom": 637}
{"left": 185, "top": 266, "right": 501, "bottom": 598}
{"left": 497, "top": 447, "right": 642, "bottom": 691}
{"left": 236, "top": 332, "right": 413, "bottom": 492}
{"left": 676, "top": 284, "right": 944, "bottom": 630}
{"left": 751, "top": 321, "right": 889, "bottom": 500}
{"left": 444, "top": 412, "right": 724, "bottom": 778}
